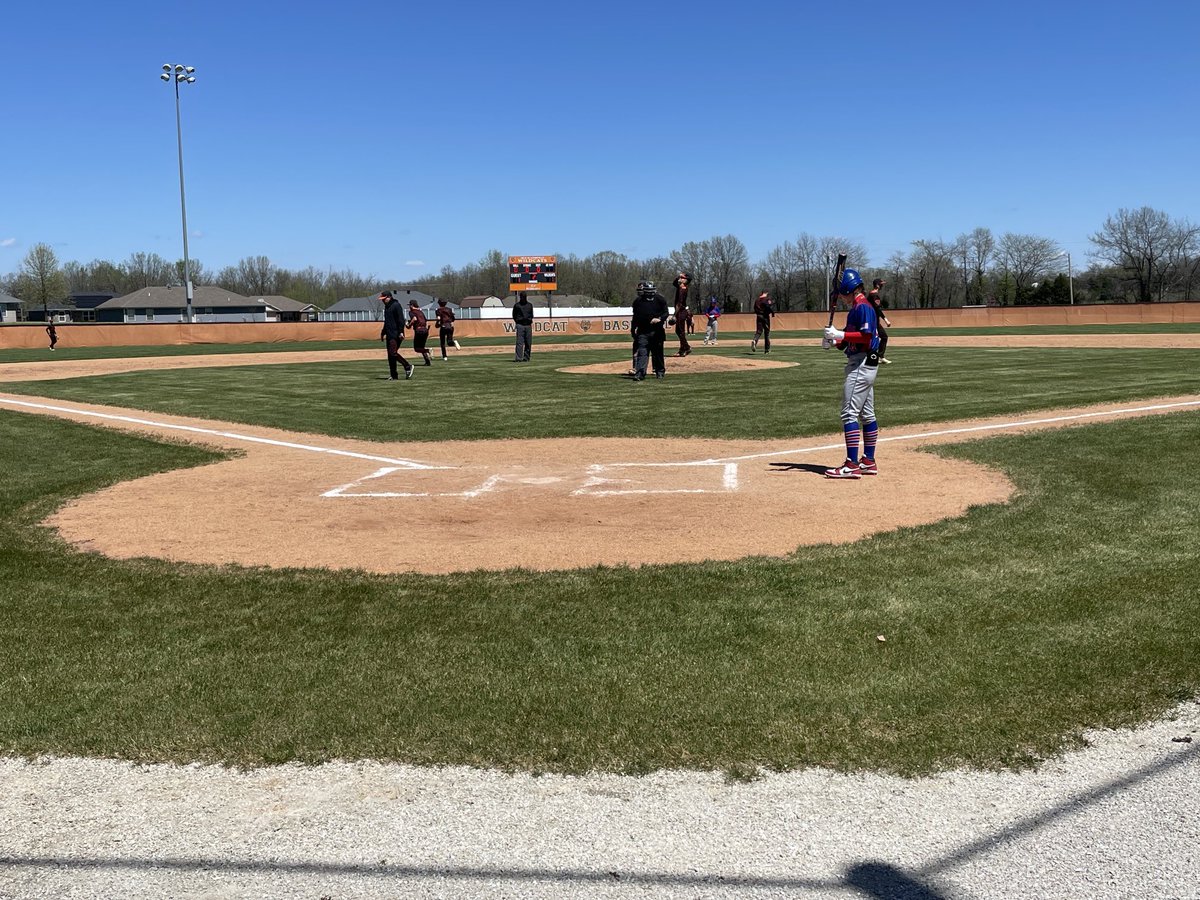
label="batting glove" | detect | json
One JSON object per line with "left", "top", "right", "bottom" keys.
{"left": 824, "top": 325, "right": 845, "bottom": 342}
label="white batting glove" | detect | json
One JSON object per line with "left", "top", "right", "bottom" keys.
{"left": 824, "top": 325, "right": 845, "bottom": 342}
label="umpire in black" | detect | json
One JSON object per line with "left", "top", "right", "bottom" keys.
{"left": 630, "top": 280, "right": 669, "bottom": 381}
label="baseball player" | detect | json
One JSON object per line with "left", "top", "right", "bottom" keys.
{"left": 408, "top": 298, "right": 433, "bottom": 365}
{"left": 702, "top": 297, "right": 721, "bottom": 345}
{"left": 822, "top": 268, "right": 880, "bottom": 479}
{"left": 379, "top": 291, "right": 415, "bottom": 380}
{"left": 434, "top": 298, "right": 459, "bottom": 360}
{"left": 46, "top": 319, "right": 58, "bottom": 351}
{"left": 672, "top": 271, "right": 692, "bottom": 357}
{"left": 751, "top": 291, "right": 775, "bottom": 353}
{"left": 867, "top": 278, "right": 893, "bottom": 364}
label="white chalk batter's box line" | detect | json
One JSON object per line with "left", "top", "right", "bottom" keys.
{"left": 3, "top": 396, "right": 1197, "bottom": 499}
{"left": 323, "top": 462, "right": 741, "bottom": 498}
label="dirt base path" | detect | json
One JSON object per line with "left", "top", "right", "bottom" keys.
{"left": 3, "top": 384, "right": 1197, "bottom": 573}
{"left": 2, "top": 331, "right": 1197, "bottom": 383}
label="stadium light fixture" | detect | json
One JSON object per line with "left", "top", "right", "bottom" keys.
{"left": 159, "top": 63, "right": 197, "bottom": 323}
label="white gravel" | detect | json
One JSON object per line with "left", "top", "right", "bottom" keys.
{"left": 2, "top": 701, "right": 1197, "bottom": 900}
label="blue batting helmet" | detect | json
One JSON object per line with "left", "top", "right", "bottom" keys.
{"left": 838, "top": 268, "right": 864, "bottom": 294}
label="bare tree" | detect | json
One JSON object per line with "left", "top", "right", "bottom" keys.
{"left": 998, "top": 233, "right": 1062, "bottom": 299}
{"left": 124, "top": 252, "right": 172, "bottom": 289}
{"left": 1088, "top": 207, "right": 1186, "bottom": 303}
{"left": 909, "top": 239, "right": 957, "bottom": 308}
{"left": 707, "top": 234, "right": 750, "bottom": 310}
{"left": 968, "top": 227, "right": 996, "bottom": 303}
{"left": 235, "top": 256, "right": 279, "bottom": 296}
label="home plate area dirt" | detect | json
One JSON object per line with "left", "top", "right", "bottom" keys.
{"left": 1, "top": 349, "right": 1196, "bottom": 574}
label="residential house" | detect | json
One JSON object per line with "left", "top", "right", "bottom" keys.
{"left": 0, "top": 293, "right": 22, "bottom": 323}
{"left": 97, "top": 285, "right": 273, "bottom": 323}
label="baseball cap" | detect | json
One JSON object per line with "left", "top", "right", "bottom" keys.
{"left": 872, "top": 279, "right": 886, "bottom": 287}
{"left": 378, "top": 290, "right": 393, "bottom": 301}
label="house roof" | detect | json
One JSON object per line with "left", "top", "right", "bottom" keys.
{"left": 458, "top": 295, "right": 504, "bottom": 308}
{"left": 325, "top": 289, "right": 436, "bottom": 313}
{"left": 100, "top": 285, "right": 256, "bottom": 309}
{"left": 324, "top": 296, "right": 385, "bottom": 313}
{"left": 502, "top": 293, "right": 609, "bottom": 308}
{"left": 246, "top": 295, "right": 318, "bottom": 312}
{"left": 0, "top": 292, "right": 22, "bottom": 307}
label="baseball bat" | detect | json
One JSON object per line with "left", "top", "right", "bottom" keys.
{"left": 827, "top": 252, "right": 847, "bottom": 328}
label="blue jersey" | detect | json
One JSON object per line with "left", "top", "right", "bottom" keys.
{"left": 842, "top": 300, "right": 880, "bottom": 355}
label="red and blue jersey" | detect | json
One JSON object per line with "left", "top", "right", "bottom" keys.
{"left": 841, "top": 295, "right": 880, "bottom": 356}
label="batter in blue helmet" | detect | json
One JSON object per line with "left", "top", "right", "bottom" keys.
{"left": 822, "top": 267, "right": 881, "bottom": 479}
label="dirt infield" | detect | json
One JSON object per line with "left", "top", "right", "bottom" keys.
{"left": 1, "top": 344, "right": 1197, "bottom": 574}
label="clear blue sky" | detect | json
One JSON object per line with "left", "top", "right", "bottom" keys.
{"left": 3, "top": 0, "right": 1196, "bottom": 279}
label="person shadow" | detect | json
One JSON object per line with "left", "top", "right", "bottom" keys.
{"left": 768, "top": 461, "right": 829, "bottom": 475}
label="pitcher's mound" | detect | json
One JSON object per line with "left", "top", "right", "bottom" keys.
{"left": 561, "top": 355, "right": 797, "bottom": 376}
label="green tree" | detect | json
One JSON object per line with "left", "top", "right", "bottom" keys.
{"left": 15, "top": 243, "right": 68, "bottom": 314}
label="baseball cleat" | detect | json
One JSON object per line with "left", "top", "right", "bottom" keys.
{"left": 750, "top": 340, "right": 757, "bottom": 352}
{"left": 453, "top": 340, "right": 462, "bottom": 350}
{"left": 824, "top": 460, "right": 863, "bottom": 480}
{"left": 405, "top": 365, "right": 415, "bottom": 380}
{"left": 880, "top": 357, "right": 892, "bottom": 364}
{"left": 857, "top": 458, "right": 878, "bottom": 476}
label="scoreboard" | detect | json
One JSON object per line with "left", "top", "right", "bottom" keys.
{"left": 509, "top": 255, "right": 557, "bottom": 292}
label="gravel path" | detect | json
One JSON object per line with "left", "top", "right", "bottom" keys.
{"left": 2, "top": 702, "right": 1197, "bottom": 899}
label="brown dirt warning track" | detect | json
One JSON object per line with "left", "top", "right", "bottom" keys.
{"left": 1, "top": 340, "right": 1197, "bottom": 574}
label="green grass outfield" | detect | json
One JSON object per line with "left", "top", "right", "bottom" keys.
{"left": 0, "top": 343, "right": 1198, "bottom": 775}
{"left": 1, "top": 320, "right": 1197, "bottom": 362}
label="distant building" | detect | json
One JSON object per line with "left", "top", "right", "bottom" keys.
{"left": 0, "top": 292, "right": 22, "bottom": 323}
{"left": 67, "top": 292, "right": 117, "bottom": 322}
{"left": 245, "top": 295, "right": 319, "bottom": 322}
{"left": 456, "top": 295, "right": 506, "bottom": 319}
{"left": 319, "top": 290, "right": 441, "bottom": 322}
{"left": 96, "top": 285, "right": 297, "bottom": 323}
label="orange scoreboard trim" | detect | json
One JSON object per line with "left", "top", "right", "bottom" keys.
{"left": 509, "top": 255, "right": 558, "bottom": 292}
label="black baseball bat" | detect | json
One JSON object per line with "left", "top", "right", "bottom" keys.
{"left": 827, "top": 253, "right": 848, "bottom": 328}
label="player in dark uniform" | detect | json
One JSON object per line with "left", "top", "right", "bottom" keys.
{"left": 672, "top": 271, "right": 692, "bottom": 357}
{"left": 46, "top": 320, "right": 58, "bottom": 351}
{"left": 867, "top": 278, "right": 893, "bottom": 364}
{"left": 751, "top": 291, "right": 775, "bottom": 353}
{"left": 630, "top": 280, "right": 669, "bottom": 381}
{"left": 379, "top": 291, "right": 414, "bottom": 380}
{"left": 408, "top": 299, "right": 433, "bottom": 365}
{"left": 822, "top": 269, "right": 880, "bottom": 478}
{"left": 434, "top": 298, "right": 458, "bottom": 360}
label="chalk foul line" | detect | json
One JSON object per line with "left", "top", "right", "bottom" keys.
{"left": 5, "top": 395, "right": 1197, "bottom": 499}
{"left": 0, "top": 396, "right": 446, "bottom": 469}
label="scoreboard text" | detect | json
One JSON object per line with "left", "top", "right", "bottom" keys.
{"left": 508, "top": 255, "right": 557, "bottom": 292}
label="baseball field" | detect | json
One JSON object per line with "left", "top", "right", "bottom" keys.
{"left": 1, "top": 324, "right": 1198, "bottom": 777}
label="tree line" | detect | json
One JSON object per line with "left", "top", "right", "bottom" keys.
{"left": 3, "top": 206, "right": 1196, "bottom": 313}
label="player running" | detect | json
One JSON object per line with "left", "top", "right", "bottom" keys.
{"left": 822, "top": 268, "right": 881, "bottom": 479}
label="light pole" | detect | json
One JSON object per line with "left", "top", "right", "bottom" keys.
{"left": 1053, "top": 251, "right": 1074, "bottom": 305}
{"left": 160, "top": 63, "right": 196, "bottom": 323}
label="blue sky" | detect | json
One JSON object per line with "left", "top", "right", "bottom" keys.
{"left": 3, "top": 0, "right": 1196, "bottom": 279}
